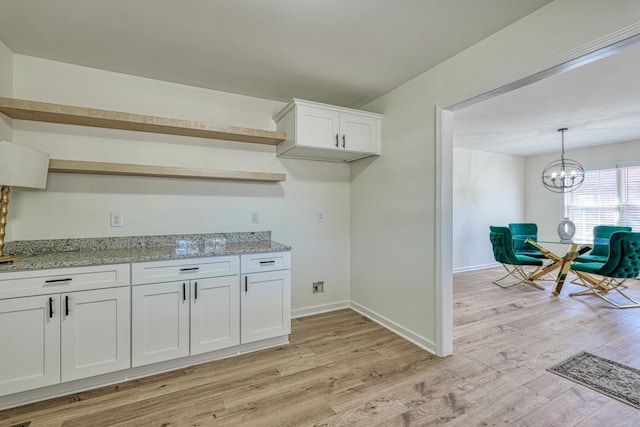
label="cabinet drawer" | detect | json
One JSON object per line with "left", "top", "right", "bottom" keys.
{"left": 241, "top": 252, "right": 291, "bottom": 274}
{"left": 131, "top": 256, "right": 239, "bottom": 285}
{"left": 0, "top": 264, "right": 131, "bottom": 300}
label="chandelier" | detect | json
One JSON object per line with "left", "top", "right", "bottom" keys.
{"left": 541, "top": 128, "right": 585, "bottom": 193}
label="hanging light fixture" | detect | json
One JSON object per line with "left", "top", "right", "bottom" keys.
{"left": 541, "top": 128, "right": 585, "bottom": 193}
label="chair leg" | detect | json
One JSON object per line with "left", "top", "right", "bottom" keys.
{"left": 493, "top": 264, "right": 544, "bottom": 290}
{"left": 569, "top": 277, "right": 640, "bottom": 308}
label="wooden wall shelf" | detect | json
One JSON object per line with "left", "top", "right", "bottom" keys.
{"left": 48, "top": 159, "right": 286, "bottom": 182}
{"left": 0, "top": 97, "right": 286, "bottom": 145}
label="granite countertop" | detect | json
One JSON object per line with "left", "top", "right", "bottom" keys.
{"left": 0, "top": 231, "right": 291, "bottom": 272}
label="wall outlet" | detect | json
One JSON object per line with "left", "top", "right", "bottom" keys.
{"left": 251, "top": 211, "right": 260, "bottom": 223}
{"left": 110, "top": 211, "right": 124, "bottom": 227}
{"left": 313, "top": 281, "right": 324, "bottom": 293}
{"left": 317, "top": 212, "right": 324, "bottom": 222}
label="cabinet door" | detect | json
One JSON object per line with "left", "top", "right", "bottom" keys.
{"left": 297, "top": 104, "right": 340, "bottom": 150}
{"left": 0, "top": 295, "right": 60, "bottom": 396}
{"left": 339, "top": 112, "right": 378, "bottom": 153}
{"left": 190, "top": 276, "right": 240, "bottom": 355}
{"left": 241, "top": 270, "right": 291, "bottom": 344}
{"left": 61, "top": 287, "right": 130, "bottom": 382}
{"left": 132, "top": 281, "right": 189, "bottom": 367}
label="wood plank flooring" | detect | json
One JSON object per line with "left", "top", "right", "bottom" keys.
{"left": 3, "top": 268, "right": 640, "bottom": 426}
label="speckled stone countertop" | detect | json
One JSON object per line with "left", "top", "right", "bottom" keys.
{"left": 1, "top": 232, "right": 290, "bottom": 272}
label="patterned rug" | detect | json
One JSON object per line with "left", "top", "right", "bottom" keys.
{"left": 548, "top": 351, "right": 640, "bottom": 409}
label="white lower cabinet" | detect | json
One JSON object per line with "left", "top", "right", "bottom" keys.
{"left": 241, "top": 270, "right": 291, "bottom": 344}
{"left": 0, "top": 294, "right": 60, "bottom": 396}
{"left": 0, "top": 286, "right": 130, "bottom": 397}
{"left": 240, "top": 252, "right": 292, "bottom": 344}
{"left": 131, "top": 281, "right": 190, "bottom": 367}
{"left": 130, "top": 256, "right": 242, "bottom": 367}
{"left": 190, "top": 276, "right": 240, "bottom": 355}
{"left": 131, "top": 276, "right": 240, "bottom": 367}
{"left": 0, "top": 252, "right": 291, "bottom": 404}
{"left": 61, "top": 287, "right": 130, "bottom": 382}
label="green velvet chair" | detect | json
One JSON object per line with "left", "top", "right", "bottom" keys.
{"left": 570, "top": 231, "right": 640, "bottom": 308}
{"left": 508, "top": 223, "right": 546, "bottom": 259}
{"left": 574, "top": 225, "right": 632, "bottom": 263}
{"left": 489, "top": 226, "right": 544, "bottom": 290}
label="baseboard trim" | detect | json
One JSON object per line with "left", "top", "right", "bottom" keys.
{"left": 291, "top": 300, "right": 350, "bottom": 318}
{"left": 453, "top": 262, "right": 499, "bottom": 273}
{"left": 349, "top": 301, "right": 437, "bottom": 355}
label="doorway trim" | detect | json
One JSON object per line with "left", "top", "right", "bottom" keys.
{"left": 434, "top": 23, "right": 640, "bottom": 357}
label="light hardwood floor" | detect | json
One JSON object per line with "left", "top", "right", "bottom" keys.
{"left": 2, "top": 268, "right": 640, "bottom": 426}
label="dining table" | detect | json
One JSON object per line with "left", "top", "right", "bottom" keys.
{"left": 525, "top": 237, "right": 593, "bottom": 295}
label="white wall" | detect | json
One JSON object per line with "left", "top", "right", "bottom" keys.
{"left": 526, "top": 138, "right": 640, "bottom": 236}
{"left": 0, "top": 40, "right": 12, "bottom": 141}
{"left": 6, "top": 56, "right": 351, "bottom": 314}
{"left": 352, "top": 0, "right": 640, "bottom": 354}
{"left": 453, "top": 148, "right": 525, "bottom": 272}
{"left": 0, "top": 40, "right": 14, "bottom": 242}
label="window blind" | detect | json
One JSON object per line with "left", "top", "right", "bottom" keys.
{"left": 565, "top": 166, "right": 639, "bottom": 241}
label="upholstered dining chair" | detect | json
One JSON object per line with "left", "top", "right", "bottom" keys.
{"left": 509, "top": 223, "right": 546, "bottom": 259}
{"left": 569, "top": 231, "right": 640, "bottom": 308}
{"left": 571, "top": 225, "right": 633, "bottom": 286}
{"left": 489, "top": 226, "right": 545, "bottom": 290}
{"left": 574, "top": 225, "right": 633, "bottom": 263}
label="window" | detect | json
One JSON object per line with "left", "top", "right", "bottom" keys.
{"left": 565, "top": 165, "right": 640, "bottom": 241}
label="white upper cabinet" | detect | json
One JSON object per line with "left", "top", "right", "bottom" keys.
{"left": 296, "top": 105, "right": 340, "bottom": 150}
{"left": 274, "top": 99, "right": 382, "bottom": 162}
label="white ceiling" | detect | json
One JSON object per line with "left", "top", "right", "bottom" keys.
{"left": 0, "top": 0, "right": 552, "bottom": 108}
{"left": 454, "top": 39, "right": 640, "bottom": 157}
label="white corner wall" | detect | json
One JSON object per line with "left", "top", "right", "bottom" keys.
{"left": 526, "top": 138, "right": 640, "bottom": 236}
{"left": 0, "top": 39, "right": 12, "bottom": 141}
{"left": 453, "top": 148, "right": 525, "bottom": 272}
{"left": 351, "top": 0, "right": 640, "bottom": 355}
{"left": 6, "top": 56, "right": 351, "bottom": 314}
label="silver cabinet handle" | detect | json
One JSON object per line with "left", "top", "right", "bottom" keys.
{"left": 180, "top": 267, "right": 199, "bottom": 273}
{"left": 335, "top": 133, "right": 339, "bottom": 147}
{"left": 342, "top": 134, "right": 346, "bottom": 148}
{"left": 259, "top": 260, "right": 275, "bottom": 265}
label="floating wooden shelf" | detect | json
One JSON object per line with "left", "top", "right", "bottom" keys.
{"left": 48, "top": 159, "right": 286, "bottom": 182}
{"left": 0, "top": 97, "right": 286, "bottom": 145}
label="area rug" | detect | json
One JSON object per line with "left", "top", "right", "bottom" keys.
{"left": 548, "top": 351, "right": 640, "bottom": 409}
